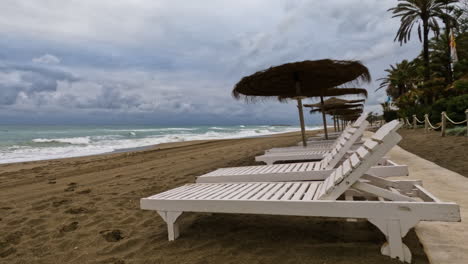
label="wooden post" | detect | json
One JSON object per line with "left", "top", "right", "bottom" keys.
{"left": 441, "top": 111, "right": 446, "bottom": 137}
{"left": 412, "top": 115, "right": 416, "bottom": 129}
{"left": 465, "top": 109, "right": 468, "bottom": 137}
{"left": 424, "top": 114, "right": 428, "bottom": 133}
{"left": 296, "top": 98, "right": 307, "bottom": 147}
{"left": 320, "top": 95, "right": 329, "bottom": 139}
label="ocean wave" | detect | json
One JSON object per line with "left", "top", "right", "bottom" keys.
{"left": 0, "top": 125, "right": 321, "bottom": 164}
{"left": 32, "top": 137, "right": 91, "bottom": 145}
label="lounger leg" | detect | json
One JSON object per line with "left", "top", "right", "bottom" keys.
{"left": 345, "top": 195, "right": 357, "bottom": 222}
{"left": 368, "top": 218, "right": 418, "bottom": 263}
{"left": 158, "top": 211, "right": 183, "bottom": 241}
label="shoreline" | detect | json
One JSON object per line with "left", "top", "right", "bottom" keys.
{"left": 0, "top": 129, "right": 324, "bottom": 166}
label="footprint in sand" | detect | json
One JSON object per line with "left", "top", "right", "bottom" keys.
{"left": 77, "top": 189, "right": 91, "bottom": 194}
{"left": 100, "top": 230, "right": 124, "bottom": 242}
{"left": 60, "top": 222, "right": 79, "bottom": 233}
{"left": 52, "top": 199, "right": 71, "bottom": 207}
{"left": 65, "top": 207, "right": 88, "bottom": 214}
{"left": 64, "top": 182, "right": 78, "bottom": 192}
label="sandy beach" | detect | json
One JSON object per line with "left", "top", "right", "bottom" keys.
{"left": 0, "top": 130, "right": 429, "bottom": 264}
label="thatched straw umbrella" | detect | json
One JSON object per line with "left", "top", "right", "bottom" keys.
{"left": 304, "top": 97, "right": 365, "bottom": 131}
{"left": 232, "top": 60, "right": 371, "bottom": 146}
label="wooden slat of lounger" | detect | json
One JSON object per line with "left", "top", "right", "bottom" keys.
{"left": 197, "top": 183, "right": 233, "bottom": 199}
{"left": 291, "top": 183, "right": 310, "bottom": 200}
{"left": 280, "top": 183, "right": 302, "bottom": 201}
{"left": 314, "top": 182, "right": 327, "bottom": 199}
{"left": 217, "top": 184, "right": 249, "bottom": 199}
{"left": 172, "top": 184, "right": 217, "bottom": 199}
{"left": 231, "top": 183, "right": 267, "bottom": 200}
{"left": 239, "top": 166, "right": 262, "bottom": 175}
{"left": 277, "top": 164, "right": 292, "bottom": 173}
{"left": 350, "top": 153, "right": 361, "bottom": 168}
{"left": 270, "top": 164, "right": 284, "bottom": 173}
{"left": 269, "top": 183, "right": 293, "bottom": 200}
{"left": 302, "top": 183, "right": 320, "bottom": 200}
{"left": 306, "top": 162, "right": 317, "bottom": 171}
{"left": 297, "top": 163, "right": 308, "bottom": 172}
{"left": 364, "top": 140, "right": 379, "bottom": 151}
{"left": 195, "top": 183, "right": 234, "bottom": 200}
{"left": 290, "top": 164, "right": 301, "bottom": 172}
{"left": 342, "top": 159, "right": 352, "bottom": 177}
{"left": 344, "top": 132, "right": 351, "bottom": 140}
{"left": 315, "top": 160, "right": 324, "bottom": 170}
{"left": 186, "top": 184, "right": 227, "bottom": 200}
{"left": 259, "top": 165, "right": 278, "bottom": 174}
{"left": 282, "top": 164, "right": 296, "bottom": 173}
{"left": 163, "top": 184, "right": 214, "bottom": 199}
{"left": 207, "top": 183, "right": 245, "bottom": 200}
{"left": 223, "top": 184, "right": 254, "bottom": 199}
{"left": 349, "top": 127, "right": 357, "bottom": 134}
{"left": 256, "top": 164, "right": 276, "bottom": 174}
{"left": 259, "top": 183, "right": 285, "bottom": 200}
{"left": 339, "top": 138, "right": 346, "bottom": 146}
{"left": 249, "top": 183, "right": 277, "bottom": 200}
{"left": 154, "top": 185, "right": 192, "bottom": 199}
{"left": 334, "top": 165, "right": 344, "bottom": 184}
{"left": 356, "top": 146, "right": 370, "bottom": 160}
{"left": 242, "top": 183, "right": 271, "bottom": 200}
{"left": 320, "top": 171, "right": 335, "bottom": 195}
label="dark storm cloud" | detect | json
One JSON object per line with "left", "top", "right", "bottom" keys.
{"left": 0, "top": 0, "right": 422, "bottom": 124}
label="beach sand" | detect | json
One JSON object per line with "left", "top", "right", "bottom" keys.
{"left": 0, "top": 131, "right": 429, "bottom": 263}
{"left": 398, "top": 129, "right": 468, "bottom": 177}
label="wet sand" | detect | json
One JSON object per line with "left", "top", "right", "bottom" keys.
{"left": 0, "top": 130, "right": 428, "bottom": 263}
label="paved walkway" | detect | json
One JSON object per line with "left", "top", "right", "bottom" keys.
{"left": 387, "top": 146, "right": 467, "bottom": 264}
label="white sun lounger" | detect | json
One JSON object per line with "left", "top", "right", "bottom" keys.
{"left": 256, "top": 118, "right": 368, "bottom": 164}
{"left": 197, "top": 120, "right": 405, "bottom": 183}
{"left": 140, "top": 120, "right": 461, "bottom": 263}
{"left": 281, "top": 112, "right": 368, "bottom": 151}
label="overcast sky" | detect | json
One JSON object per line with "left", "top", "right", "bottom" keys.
{"left": 0, "top": 0, "right": 421, "bottom": 125}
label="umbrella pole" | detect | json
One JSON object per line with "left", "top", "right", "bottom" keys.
{"left": 320, "top": 95, "right": 329, "bottom": 139}
{"left": 296, "top": 98, "right": 307, "bottom": 147}
{"left": 333, "top": 114, "right": 337, "bottom": 132}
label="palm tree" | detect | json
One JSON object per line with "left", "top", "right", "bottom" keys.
{"left": 389, "top": 0, "right": 449, "bottom": 81}
{"left": 376, "top": 60, "right": 418, "bottom": 99}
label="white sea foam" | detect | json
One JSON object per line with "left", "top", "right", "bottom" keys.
{"left": 0, "top": 125, "right": 320, "bottom": 164}
{"left": 32, "top": 137, "right": 91, "bottom": 145}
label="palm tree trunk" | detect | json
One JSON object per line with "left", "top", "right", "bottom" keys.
{"left": 444, "top": 24, "right": 453, "bottom": 84}
{"left": 423, "top": 18, "right": 430, "bottom": 82}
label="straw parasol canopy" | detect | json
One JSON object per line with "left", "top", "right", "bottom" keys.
{"left": 303, "top": 97, "right": 365, "bottom": 109}
{"left": 306, "top": 99, "right": 364, "bottom": 131}
{"left": 232, "top": 60, "right": 371, "bottom": 145}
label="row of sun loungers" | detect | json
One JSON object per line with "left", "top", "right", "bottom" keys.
{"left": 255, "top": 113, "right": 369, "bottom": 164}
{"left": 140, "top": 116, "right": 461, "bottom": 263}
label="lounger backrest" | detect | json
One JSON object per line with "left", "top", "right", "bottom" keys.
{"left": 316, "top": 120, "right": 402, "bottom": 200}
{"left": 352, "top": 112, "right": 369, "bottom": 128}
{"left": 327, "top": 112, "right": 367, "bottom": 150}
{"left": 318, "top": 119, "right": 369, "bottom": 170}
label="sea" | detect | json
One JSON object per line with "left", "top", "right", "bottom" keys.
{"left": 0, "top": 125, "right": 321, "bottom": 164}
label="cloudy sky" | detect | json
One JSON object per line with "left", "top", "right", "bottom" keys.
{"left": 0, "top": 0, "right": 422, "bottom": 125}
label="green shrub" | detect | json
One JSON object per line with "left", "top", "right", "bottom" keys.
{"left": 431, "top": 94, "right": 468, "bottom": 124}
{"left": 383, "top": 110, "right": 398, "bottom": 122}
{"left": 446, "top": 126, "right": 467, "bottom": 136}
